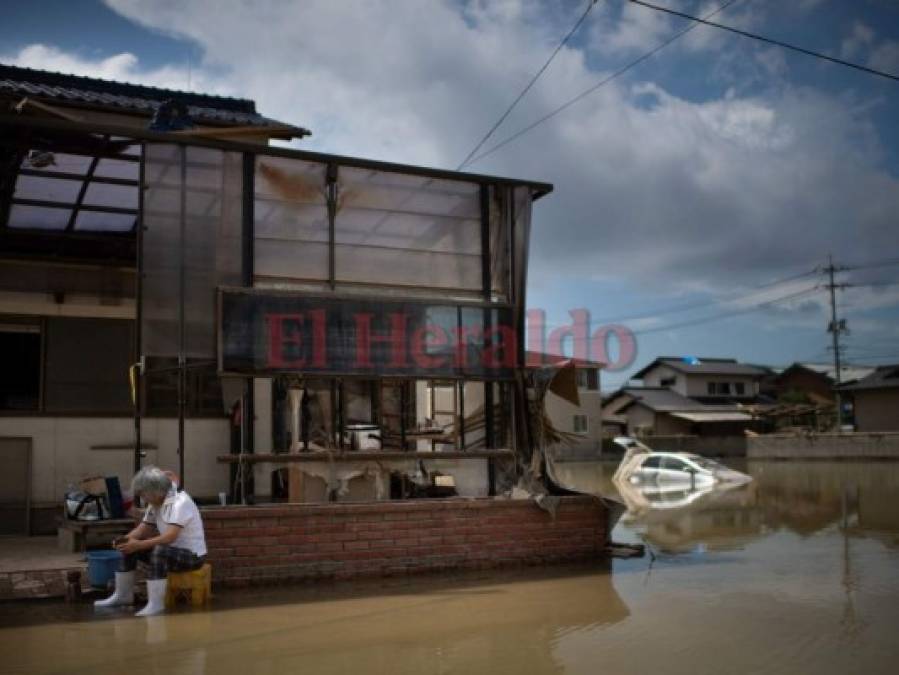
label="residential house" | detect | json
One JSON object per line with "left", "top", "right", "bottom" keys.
{"left": 837, "top": 365, "right": 899, "bottom": 432}
{"left": 526, "top": 352, "right": 604, "bottom": 453}
{"left": 604, "top": 357, "right": 770, "bottom": 438}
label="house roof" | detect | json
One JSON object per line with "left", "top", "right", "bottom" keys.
{"left": 837, "top": 364, "right": 899, "bottom": 391}
{"left": 790, "top": 362, "right": 876, "bottom": 386}
{"left": 524, "top": 351, "right": 605, "bottom": 369}
{"left": 632, "top": 356, "right": 771, "bottom": 379}
{"left": 0, "top": 63, "right": 310, "bottom": 137}
{"left": 607, "top": 386, "right": 710, "bottom": 413}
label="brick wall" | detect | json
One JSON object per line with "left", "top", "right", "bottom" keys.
{"left": 202, "top": 497, "right": 608, "bottom": 587}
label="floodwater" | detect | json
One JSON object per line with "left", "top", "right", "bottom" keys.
{"left": 2, "top": 459, "right": 899, "bottom": 675}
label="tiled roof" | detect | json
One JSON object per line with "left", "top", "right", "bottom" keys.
{"left": 837, "top": 365, "right": 899, "bottom": 391}
{"left": 0, "top": 63, "right": 310, "bottom": 136}
{"left": 794, "top": 362, "right": 876, "bottom": 386}
{"left": 612, "top": 387, "right": 710, "bottom": 412}
{"left": 633, "top": 356, "right": 771, "bottom": 379}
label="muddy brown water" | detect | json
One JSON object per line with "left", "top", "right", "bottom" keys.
{"left": 1, "top": 459, "right": 898, "bottom": 674}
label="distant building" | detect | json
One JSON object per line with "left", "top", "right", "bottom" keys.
{"left": 838, "top": 365, "right": 899, "bottom": 432}
{"left": 632, "top": 356, "right": 770, "bottom": 405}
{"left": 526, "top": 352, "right": 604, "bottom": 452}
{"left": 602, "top": 386, "right": 757, "bottom": 438}
{"left": 768, "top": 362, "right": 874, "bottom": 405}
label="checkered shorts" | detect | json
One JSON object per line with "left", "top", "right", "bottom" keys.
{"left": 120, "top": 544, "right": 205, "bottom": 580}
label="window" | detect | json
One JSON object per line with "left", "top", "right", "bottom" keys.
{"left": 586, "top": 368, "right": 599, "bottom": 391}
{"left": 573, "top": 414, "right": 588, "bottom": 434}
{"left": 576, "top": 370, "right": 588, "bottom": 389}
{"left": 661, "top": 456, "right": 690, "bottom": 472}
{"left": 642, "top": 455, "right": 662, "bottom": 469}
{"left": 735, "top": 382, "right": 746, "bottom": 396}
{"left": 0, "top": 322, "right": 41, "bottom": 410}
{"left": 707, "top": 382, "right": 732, "bottom": 396}
{"left": 44, "top": 317, "right": 133, "bottom": 413}
{"left": 660, "top": 376, "right": 676, "bottom": 387}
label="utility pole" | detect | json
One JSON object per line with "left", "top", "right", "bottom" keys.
{"left": 824, "top": 254, "right": 850, "bottom": 429}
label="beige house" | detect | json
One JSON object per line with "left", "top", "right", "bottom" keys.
{"left": 604, "top": 357, "right": 770, "bottom": 438}
{"left": 526, "top": 352, "right": 604, "bottom": 454}
{"left": 838, "top": 365, "right": 899, "bottom": 432}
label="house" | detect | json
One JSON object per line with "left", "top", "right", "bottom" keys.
{"left": 767, "top": 362, "right": 874, "bottom": 404}
{"left": 0, "top": 64, "right": 554, "bottom": 534}
{"left": 837, "top": 365, "right": 899, "bottom": 432}
{"left": 525, "top": 351, "right": 604, "bottom": 453}
{"left": 633, "top": 356, "right": 771, "bottom": 405}
{"left": 602, "top": 356, "right": 771, "bottom": 438}
{"left": 602, "top": 386, "right": 757, "bottom": 438}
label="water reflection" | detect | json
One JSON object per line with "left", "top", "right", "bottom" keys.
{"left": 553, "top": 459, "right": 899, "bottom": 553}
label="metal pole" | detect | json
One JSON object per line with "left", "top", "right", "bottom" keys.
{"left": 827, "top": 254, "right": 844, "bottom": 429}
{"left": 134, "top": 142, "right": 145, "bottom": 475}
{"left": 178, "top": 144, "right": 186, "bottom": 486}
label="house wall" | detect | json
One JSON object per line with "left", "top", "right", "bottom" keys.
{"left": 853, "top": 390, "right": 899, "bottom": 432}
{"left": 202, "top": 496, "right": 608, "bottom": 586}
{"left": 641, "top": 365, "right": 687, "bottom": 396}
{"left": 544, "top": 390, "right": 602, "bottom": 449}
{"left": 0, "top": 291, "right": 230, "bottom": 533}
{"left": 682, "top": 373, "right": 759, "bottom": 399}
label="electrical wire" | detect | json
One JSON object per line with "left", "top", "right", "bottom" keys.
{"left": 455, "top": 0, "right": 599, "bottom": 170}
{"left": 461, "top": 0, "right": 741, "bottom": 168}
{"left": 628, "top": 0, "right": 899, "bottom": 83}
{"left": 539, "top": 264, "right": 819, "bottom": 328}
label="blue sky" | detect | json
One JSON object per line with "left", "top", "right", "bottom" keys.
{"left": 3, "top": 0, "right": 898, "bottom": 389}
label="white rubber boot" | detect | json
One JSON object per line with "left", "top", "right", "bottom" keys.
{"left": 94, "top": 571, "right": 135, "bottom": 608}
{"left": 135, "top": 578, "right": 168, "bottom": 617}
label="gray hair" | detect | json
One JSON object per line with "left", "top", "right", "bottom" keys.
{"left": 131, "top": 466, "right": 172, "bottom": 498}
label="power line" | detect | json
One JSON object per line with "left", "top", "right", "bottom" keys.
{"left": 455, "top": 0, "right": 599, "bottom": 170}
{"left": 538, "top": 263, "right": 819, "bottom": 328}
{"left": 628, "top": 0, "right": 899, "bottom": 83}
{"left": 462, "top": 0, "right": 742, "bottom": 167}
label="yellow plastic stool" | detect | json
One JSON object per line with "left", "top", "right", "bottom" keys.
{"left": 165, "top": 563, "right": 212, "bottom": 608}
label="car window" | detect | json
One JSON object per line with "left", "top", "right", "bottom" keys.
{"left": 661, "top": 456, "right": 689, "bottom": 472}
{"left": 642, "top": 456, "right": 662, "bottom": 469}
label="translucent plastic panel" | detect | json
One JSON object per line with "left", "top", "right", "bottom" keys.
{"left": 334, "top": 245, "right": 480, "bottom": 288}
{"left": 254, "top": 156, "right": 329, "bottom": 282}
{"left": 83, "top": 182, "right": 138, "bottom": 209}
{"left": 22, "top": 152, "right": 91, "bottom": 174}
{"left": 489, "top": 186, "right": 511, "bottom": 301}
{"left": 254, "top": 238, "right": 330, "bottom": 281}
{"left": 335, "top": 167, "right": 481, "bottom": 290}
{"left": 14, "top": 175, "right": 82, "bottom": 203}
{"left": 94, "top": 157, "right": 139, "bottom": 180}
{"left": 7, "top": 204, "right": 70, "bottom": 230}
{"left": 74, "top": 211, "right": 135, "bottom": 232}
{"left": 142, "top": 144, "right": 243, "bottom": 358}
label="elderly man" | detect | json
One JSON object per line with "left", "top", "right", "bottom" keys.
{"left": 95, "top": 466, "right": 207, "bottom": 616}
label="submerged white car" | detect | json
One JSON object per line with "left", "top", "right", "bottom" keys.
{"left": 612, "top": 437, "right": 752, "bottom": 488}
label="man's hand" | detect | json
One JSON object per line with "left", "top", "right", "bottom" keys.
{"left": 115, "top": 539, "right": 146, "bottom": 555}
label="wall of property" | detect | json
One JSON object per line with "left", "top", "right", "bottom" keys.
{"left": 0, "top": 417, "right": 230, "bottom": 503}
{"left": 645, "top": 432, "right": 899, "bottom": 459}
{"left": 852, "top": 390, "right": 899, "bottom": 432}
{"left": 202, "top": 496, "right": 608, "bottom": 586}
{"left": 544, "top": 389, "right": 602, "bottom": 449}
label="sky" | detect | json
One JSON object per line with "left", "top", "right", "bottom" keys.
{"left": 2, "top": 0, "right": 898, "bottom": 389}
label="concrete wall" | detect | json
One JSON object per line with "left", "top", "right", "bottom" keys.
{"left": 747, "top": 431, "right": 899, "bottom": 459}
{"left": 853, "top": 389, "right": 899, "bottom": 432}
{"left": 0, "top": 417, "right": 230, "bottom": 506}
{"left": 202, "top": 496, "right": 608, "bottom": 586}
{"left": 644, "top": 432, "right": 899, "bottom": 459}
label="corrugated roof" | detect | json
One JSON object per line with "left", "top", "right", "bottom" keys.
{"left": 670, "top": 411, "right": 753, "bottom": 423}
{"left": 0, "top": 63, "right": 310, "bottom": 136}
{"left": 837, "top": 365, "right": 899, "bottom": 391}
{"left": 633, "top": 356, "right": 771, "bottom": 379}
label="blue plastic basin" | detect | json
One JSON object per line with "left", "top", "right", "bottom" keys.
{"left": 86, "top": 550, "right": 123, "bottom": 588}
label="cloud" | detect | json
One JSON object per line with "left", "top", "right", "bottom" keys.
{"left": 869, "top": 40, "right": 899, "bottom": 75}
{"left": 841, "top": 21, "right": 875, "bottom": 60}
{"left": 6, "top": 1, "right": 896, "bottom": 305}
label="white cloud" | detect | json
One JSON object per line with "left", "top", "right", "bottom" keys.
{"left": 869, "top": 40, "right": 899, "bottom": 75}
{"left": 841, "top": 21, "right": 875, "bottom": 60}
{"left": 5, "top": 0, "right": 896, "bottom": 303}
